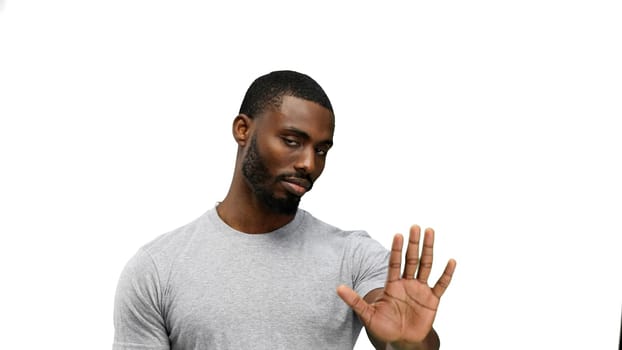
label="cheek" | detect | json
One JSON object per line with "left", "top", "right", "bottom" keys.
{"left": 262, "top": 139, "right": 294, "bottom": 170}
{"left": 313, "top": 157, "right": 327, "bottom": 178}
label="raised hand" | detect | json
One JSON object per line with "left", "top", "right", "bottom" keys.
{"left": 337, "top": 226, "right": 456, "bottom": 349}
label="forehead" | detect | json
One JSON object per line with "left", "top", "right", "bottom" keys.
{"left": 258, "top": 95, "right": 335, "bottom": 137}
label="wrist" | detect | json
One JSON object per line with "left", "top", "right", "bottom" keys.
{"left": 386, "top": 341, "right": 425, "bottom": 350}
{"left": 385, "top": 329, "right": 439, "bottom": 350}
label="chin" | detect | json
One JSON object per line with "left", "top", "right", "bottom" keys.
{"left": 264, "top": 195, "right": 300, "bottom": 216}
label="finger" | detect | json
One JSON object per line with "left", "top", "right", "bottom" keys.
{"left": 387, "top": 234, "right": 404, "bottom": 283}
{"left": 402, "top": 225, "right": 421, "bottom": 280}
{"left": 432, "top": 259, "right": 457, "bottom": 298}
{"left": 336, "top": 285, "right": 374, "bottom": 325}
{"left": 416, "top": 228, "right": 435, "bottom": 284}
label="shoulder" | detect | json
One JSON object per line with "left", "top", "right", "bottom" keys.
{"left": 118, "top": 208, "right": 216, "bottom": 284}
{"left": 141, "top": 209, "right": 213, "bottom": 258}
{"left": 298, "top": 209, "right": 381, "bottom": 246}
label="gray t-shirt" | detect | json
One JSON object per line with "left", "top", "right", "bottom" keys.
{"left": 113, "top": 208, "right": 390, "bottom": 350}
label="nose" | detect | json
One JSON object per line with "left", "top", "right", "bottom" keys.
{"left": 294, "top": 146, "right": 316, "bottom": 175}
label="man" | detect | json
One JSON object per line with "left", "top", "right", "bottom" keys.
{"left": 113, "top": 70, "right": 456, "bottom": 350}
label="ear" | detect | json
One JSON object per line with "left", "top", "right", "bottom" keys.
{"left": 232, "top": 114, "right": 253, "bottom": 146}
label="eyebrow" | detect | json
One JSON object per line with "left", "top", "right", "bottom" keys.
{"left": 283, "top": 127, "right": 333, "bottom": 147}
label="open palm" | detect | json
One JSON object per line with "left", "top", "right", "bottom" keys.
{"left": 337, "top": 226, "right": 456, "bottom": 347}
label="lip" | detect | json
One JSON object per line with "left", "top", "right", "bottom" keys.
{"left": 281, "top": 177, "right": 311, "bottom": 197}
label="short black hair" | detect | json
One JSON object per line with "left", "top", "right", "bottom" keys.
{"left": 239, "top": 70, "right": 334, "bottom": 118}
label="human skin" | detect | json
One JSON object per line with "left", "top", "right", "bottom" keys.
{"left": 216, "top": 94, "right": 455, "bottom": 350}
{"left": 216, "top": 95, "right": 334, "bottom": 234}
{"left": 340, "top": 226, "right": 456, "bottom": 350}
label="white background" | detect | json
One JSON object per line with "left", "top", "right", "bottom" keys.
{"left": 1, "top": 1, "right": 620, "bottom": 349}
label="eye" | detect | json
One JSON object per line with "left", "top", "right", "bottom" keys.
{"left": 315, "top": 147, "right": 330, "bottom": 156}
{"left": 282, "top": 137, "right": 300, "bottom": 147}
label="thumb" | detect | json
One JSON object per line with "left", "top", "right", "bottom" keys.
{"left": 336, "top": 285, "right": 374, "bottom": 324}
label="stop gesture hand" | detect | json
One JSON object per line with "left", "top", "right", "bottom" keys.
{"left": 337, "top": 226, "right": 456, "bottom": 349}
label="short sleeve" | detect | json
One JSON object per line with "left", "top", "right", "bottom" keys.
{"left": 113, "top": 249, "right": 170, "bottom": 350}
{"left": 348, "top": 231, "right": 390, "bottom": 298}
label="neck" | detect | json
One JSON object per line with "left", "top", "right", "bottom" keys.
{"left": 217, "top": 176, "right": 297, "bottom": 234}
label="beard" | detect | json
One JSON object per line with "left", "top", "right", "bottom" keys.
{"left": 242, "top": 136, "right": 308, "bottom": 215}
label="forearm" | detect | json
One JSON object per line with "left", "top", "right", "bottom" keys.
{"left": 367, "top": 328, "right": 440, "bottom": 350}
